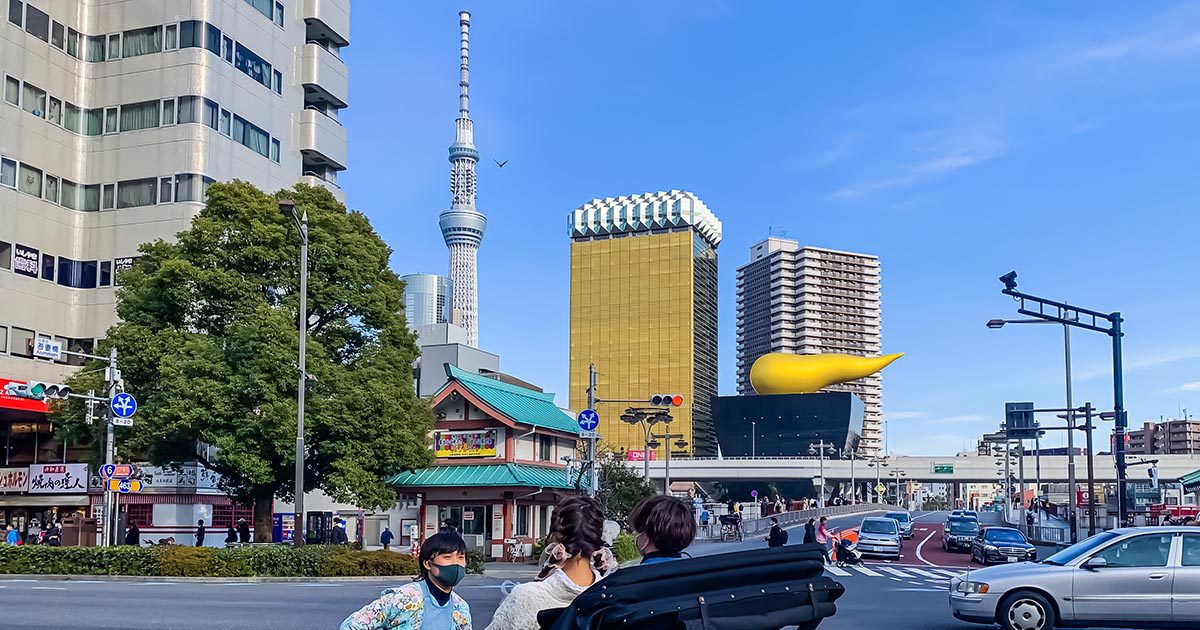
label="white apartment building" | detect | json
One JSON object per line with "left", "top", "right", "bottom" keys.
{"left": 736, "top": 237, "right": 884, "bottom": 454}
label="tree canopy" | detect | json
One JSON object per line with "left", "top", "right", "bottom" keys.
{"left": 55, "top": 182, "right": 432, "bottom": 537}
{"left": 595, "top": 447, "right": 655, "bottom": 522}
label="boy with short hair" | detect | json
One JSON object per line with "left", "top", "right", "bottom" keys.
{"left": 628, "top": 495, "right": 697, "bottom": 564}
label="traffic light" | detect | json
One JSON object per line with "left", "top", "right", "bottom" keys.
{"left": 25, "top": 381, "right": 72, "bottom": 400}
{"left": 650, "top": 394, "right": 684, "bottom": 407}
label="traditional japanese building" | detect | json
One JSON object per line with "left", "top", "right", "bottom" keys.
{"left": 390, "top": 364, "right": 581, "bottom": 559}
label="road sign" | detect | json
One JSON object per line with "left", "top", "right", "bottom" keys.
{"left": 750, "top": 489, "right": 759, "bottom": 498}
{"left": 113, "top": 417, "right": 133, "bottom": 427}
{"left": 110, "top": 393, "right": 138, "bottom": 418}
{"left": 33, "top": 338, "right": 62, "bottom": 361}
{"left": 99, "top": 464, "right": 116, "bottom": 479}
{"left": 875, "top": 483, "right": 887, "bottom": 494}
{"left": 933, "top": 464, "right": 954, "bottom": 474}
{"left": 577, "top": 409, "right": 599, "bottom": 432}
{"left": 107, "top": 478, "right": 143, "bottom": 493}
{"left": 579, "top": 430, "right": 600, "bottom": 440}
{"left": 99, "top": 464, "right": 136, "bottom": 480}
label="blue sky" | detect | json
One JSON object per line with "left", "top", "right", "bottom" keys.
{"left": 341, "top": 2, "right": 1200, "bottom": 456}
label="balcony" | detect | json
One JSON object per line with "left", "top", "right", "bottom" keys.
{"left": 301, "top": 43, "right": 348, "bottom": 109}
{"left": 299, "top": 174, "right": 345, "bottom": 202}
{"left": 302, "top": 0, "right": 350, "bottom": 47}
{"left": 296, "top": 108, "right": 347, "bottom": 171}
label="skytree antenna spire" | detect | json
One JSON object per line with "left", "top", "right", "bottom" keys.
{"left": 439, "top": 10, "right": 486, "bottom": 347}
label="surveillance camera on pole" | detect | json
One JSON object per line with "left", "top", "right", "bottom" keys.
{"left": 650, "top": 394, "right": 683, "bottom": 407}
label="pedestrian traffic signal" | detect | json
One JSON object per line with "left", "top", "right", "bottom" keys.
{"left": 28, "top": 381, "right": 72, "bottom": 400}
{"left": 650, "top": 394, "right": 684, "bottom": 407}
{"left": 1148, "top": 465, "right": 1159, "bottom": 490}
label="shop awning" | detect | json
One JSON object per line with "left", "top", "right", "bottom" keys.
{"left": 388, "top": 463, "right": 575, "bottom": 489}
{"left": 1182, "top": 468, "right": 1200, "bottom": 494}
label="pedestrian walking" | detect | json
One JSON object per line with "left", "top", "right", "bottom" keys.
{"left": 236, "top": 518, "right": 250, "bottom": 543}
{"left": 332, "top": 518, "right": 349, "bottom": 545}
{"left": 124, "top": 522, "right": 141, "bottom": 546}
{"left": 224, "top": 525, "right": 237, "bottom": 545}
{"left": 629, "top": 495, "right": 697, "bottom": 565}
{"left": 816, "top": 516, "right": 832, "bottom": 564}
{"left": 195, "top": 519, "right": 206, "bottom": 547}
{"left": 487, "top": 495, "right": 617, "bottom": 630}
{"left": 774, "top": 497, "right": 785, "bottom": 514}
{"left": 1025, "top": 511, "right": 1034, "bottom": 528}
{"left": 699, "top": 508, "right": 710, "bottom": 526}
{"left": 46, "top": 522, "right": 61, "bottom": 547}
{"left": 802, "top": 518, "right": 817, "bottom": 544}
{"left": 4, "top": 525, "right": 20, "bottom": 546}
{"left": 339, "top": 532, "right": 472, "bottom": 630}
{"left": 766, "top": 517, "right": 788, "bottom": 548}
{"left": 381, "top": 526, "right": 394, "bottom": 551}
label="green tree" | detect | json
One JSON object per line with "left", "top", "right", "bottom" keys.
{"left": 595, "top": 447, "right": 655, "bottom": 522}
{"left": 54, "top": 182, "right": 432, "bottom": 539}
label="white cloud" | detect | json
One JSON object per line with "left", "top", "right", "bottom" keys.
{"left": 923, "top": 414, "right": 987, "bottom": 426}
{"left": 888, "top": 411, "right": 926, "bottom": 420}
{"left": 828, "top": 127, "right": 1006, "bottom": 200}
{"left": 1075, "top": 348, "right": 1200, "bottom": 382}
{"left": 1176, "top": 381, "right": 1200, "bottom": 392}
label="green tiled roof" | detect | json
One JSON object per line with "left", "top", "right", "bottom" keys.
{"left": 388, "top": 463, "right": 575, "bottom": 489}
{"left": 438, "top": 364, "right": 580, "bottom": 434}
{"left": 1182, "top": 468, "right": 1200, "bottom": 490}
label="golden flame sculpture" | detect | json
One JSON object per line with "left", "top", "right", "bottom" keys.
{"left": 749, "top": 352, "right": 904, "bottom": 395}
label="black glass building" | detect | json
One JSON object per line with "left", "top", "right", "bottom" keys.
{"left": 712, "top": 392, "right": 863, "bottom": 457}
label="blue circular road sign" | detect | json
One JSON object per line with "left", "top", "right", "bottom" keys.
{"left": 110, "top": 393, "right": 138, "bottom": 418}
{"left": 577, "top": 409, "right": 599, "bottom": 431}
{"left": 99, "top": 464, "right": 117, "bottom": 479}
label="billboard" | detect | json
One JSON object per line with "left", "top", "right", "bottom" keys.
{"left": 625, "top": 450, "right": 657, "bottom": 462}
{"left": 0, "top": 467, "right": 29, "bottom": 493}
{"left": 27, "top": 464, "right": 88, "bottom": 494}
{"left": 434, "top": 429, "right": 497, "bottom": 458}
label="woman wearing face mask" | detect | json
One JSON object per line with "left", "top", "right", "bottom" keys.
{"left": 628, "top": 495, "right": 697, "bottom": 565}
{"left": 340, "top": 532, "right": 472, "bottom": 630}
{"left": 487, "top": 496, "right": 617, "bottom": 629}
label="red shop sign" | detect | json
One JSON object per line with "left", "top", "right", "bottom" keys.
{"left": 0, "top": 378, "right": 50, "bottom": 413}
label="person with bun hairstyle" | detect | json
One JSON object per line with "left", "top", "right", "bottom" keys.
{"left": 340, "top": 532, "right": 472, "bottom": 630}
{"left": 486, "top": 496, "right": 617, "bottom": 630}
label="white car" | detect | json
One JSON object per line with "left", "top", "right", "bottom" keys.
{"left": 856, "top": 517, "right": 902, "bottom": 559}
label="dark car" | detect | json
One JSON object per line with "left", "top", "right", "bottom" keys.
{"left": 942, "top": 517, "right": 980, "bottom": 552}
{"left": 969, "top": 526, "right": 1036, "bottom": 565}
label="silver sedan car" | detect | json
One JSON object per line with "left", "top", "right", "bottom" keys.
{"left": 949, "top": 526, "right": 1200, "bottom": 630}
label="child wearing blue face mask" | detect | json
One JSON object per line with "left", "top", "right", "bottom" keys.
{"left": 340, "top": 532, "right": 473, "bottom": 630}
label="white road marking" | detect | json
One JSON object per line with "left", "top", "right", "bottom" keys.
{"left": 881, "top": 567, "right": 914, "bottom": 579}
{"left": 907, "top": 567, "right": 949, "bottom": 580}
{"left": 929, "top": 569, "right": 964, "bottom": 579}
{"left": 32, "top": 586, "right": 66, "bottom": 590}
{"left": 824, "top": 565, "right": 851, "bottom": 577}
{"left": 290, "top": 583, "right": 343, "bottom": 588}
{"left": 71, "top": 580, "right": 106, "bottom": 584}
{"left": 1, "top": 579, "right": 38, "bottom": 583}
{"left": 890, "top": 587, "right": 944, "bottom": 592}
{"left": 913, "top": 528, "right": 940, "bottom": 567}
{"left": 852, "top": 565, "right": 883, "bottom": 577}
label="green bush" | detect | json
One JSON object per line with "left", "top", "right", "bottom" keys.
{"left": 0, "top": 545, "right": 418, "bottom": 578}
{"left": 465, "top": 549, "right": 486, "bottom": 575}
{"left": 613, "top": 533, "right": 639, "bottom": 563}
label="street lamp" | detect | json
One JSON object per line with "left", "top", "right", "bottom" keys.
{"left": 808, "top": 438, "right": 836, "bottom": 512}
{"left": 621, "top": 408, "right": 672, "bottom": 484}
{"left": 866, "top": 456, "right": 889, "bottom": 504}
{"left": 280, "top": 198, "right": 308, "bottom": 548}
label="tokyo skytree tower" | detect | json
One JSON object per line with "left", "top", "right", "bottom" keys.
{"left": 438, "top": 11, "right": 487, "bottom": 347}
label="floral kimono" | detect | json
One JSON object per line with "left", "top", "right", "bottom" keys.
{"left": 340, "top": 581, "right": 472, "bottom": 630}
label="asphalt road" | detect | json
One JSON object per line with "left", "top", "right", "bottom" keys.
{"left": 0, "top": 510, "right": 1116, "bottom": 630}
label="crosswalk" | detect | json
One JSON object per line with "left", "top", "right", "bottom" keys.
{"left": 824, "top": 563, "right": 963, "bottom": 586}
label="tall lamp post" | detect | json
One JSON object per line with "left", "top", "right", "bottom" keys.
{"left": 993, "top": 271, "right": 1129, "bottom": 525}
{"left": 867, "top": 455, "right": 889, "bottom": 504}
{"left": 888, "top": 470, "right": 907, "bottom": 507}
{"left": 808, "top": 438, "right": 836, "bottom": 511}
{"left": 280, "top": 199, "right": 308, "bottom": 547}
{"left": 621, "top": 408, "right": 672, "bottom": 484}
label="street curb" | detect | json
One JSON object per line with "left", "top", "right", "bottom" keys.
{"left": 0, "top": 573, "right": 503, "bottom": 583}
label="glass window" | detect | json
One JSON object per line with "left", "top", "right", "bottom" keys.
{"left": 80, "top": 184, "right": 100, "bottom": 211}
{"left": 202, "top": 98, "right": 218, "bottom": 129}
{"left": 538, "top": 435, "right": 552, "bottom": 461}
{"left": 101, "top": 183, "right": 115, "bottom": 209}
{"left": 119, "top": 100, "right": 160, "bottom": 132}
{"left": 235, "top": 43, "right": 272, "bottom": 88}
{"left": 205, "top": 23, "right": 220, "bottom": 56}
{"left": 273, "top": 69, "right": 282, "bottom": 95}
{"left": 233, "top": 114, "right": 271, "bottom": 157}
{"left": 164, "top": 24, "right": 178, "bottom": 50}
{"left": 161, "top": 98, "right": 175, "bottom": 125}
{"left": 63, "top": 102, "right": 80, "bottom": 132}
{"left": 246, "top": 0, "right": 272, "bottom": 20}
{"left": 83, "top": 108, "right": 102, "bottom": 135}
{"left": 116, "top": 177, "right": 157, "bottom": 209}
{"left": 51, "top": 20, "right": 63, "bottom": 48}
{"left": 99, "top": 260, "right": 112, "bottom": 286}
{"left": 22, "top": 82, "right": 46, "bottom": 117}
{"left": 23, "top": 4, "right": 47, "bottom": 41}
{"left": 4, "top": 76, "right": 18, "bottom": 105}
{"left": 274, "top": 2, "right": 284, "bottom": 28}
{"left": 57, "top": 257, "right": 98, "bottom": 289}
{"left": 175, "top": 174, "right": 198, "bottom": 201}
{"left": 10, "top": 327, "right": 34, "bottom": 358}
{"left": 60, "top": 179, "right": 78, "bottom": 209}
{"left": 86, "top": 35, "right": 105, "bottom": 62}
{"left": 0, "top": 158, "right": 13, "bottom": 187}
{"left": 44, "top": 174, "right": 58, "bottom": 203}
{"left": 222, "top": 35, "right": 233, "bottom": 64}
{"left": 0, "top": 240, "right": 10, "bottom": 269}
{"left": 516, "top": 505, "right": 530, "bottom": 536}
{"left": 219, "top": 109, "right": 231, "bottom": 136}
{"left": 179, "top": 21, "right": 201, "bottom": 48}
{"left": 1183, "top": 535, "right": 1200, "bottom": 567}
{"left": 41, "top": 253, "right": 54, "bottom": 280}
{"left": 7, "top": 0, "right": 20, "bottom": 27}
{"left": 18, "top": 163, "right": 42, "bottom": 197}
{"left": 1092, "top": 534, "right": 1173, "bottom": 568}
{"left": 159, "top": 176, "right": 173, "bottom": 203}
{"left": 47, "top": 96, "right": 61, "bottom": 125}
{"left": 103, "top": 107, "right": 118, "bottom": 133}
{"left": 202, "top": 176, "right": 214, "bottom": 200}
{"left": 122, "top": 26, "right": 161, "bottom": 57}
{"left": 271, "top": 138, "right": 280, "bottom": 163}
{"left": 66, "top": 28, "right": 80, "bottom": 57}
{"left": 0, "top": 326, "right": 6, "bottom": 353}
{"left": 107, "top": 33, "right": 121, "bottom": 60}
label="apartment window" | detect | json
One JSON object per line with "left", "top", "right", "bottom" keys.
{"left": 60, "top": 179, "right": 78, "bottom": 209}
{"left": 232, "top": 115, "right": 270, "bottom": 157}
{"left": 234, "top": 43, "right": 272, "bottom": 88}
{"left": 175, "top": 174, "right": 198, "bottom": 201}
{"left": 180, "top": 21, "right": 201, "bottom": 48}
{"left": 86, "top": 35, "right": 105, "bottom": 61}
{"left": 117, "top": 177, "right": 157, "bottom": 209}
{"left": 7, "top": 0, "right": 20, "bottom": 27}
{"left": 0, "top": 240, "right": 10, "bottom": 269}
{"left": 50, "top": 21, "right": 63, "bottom": 48}
{"left": 205, "top": 24, "right": 220, "bottom": 56}
{"left": 164, "top": 24, "right": 178, "bottom": 50}
{"left": 43, "top": 174, "right": 58, "bottom": 203}
{"left": 23, "top": 4, "right": 47, "bottom": 42}
{"left": 47, "top": 96, "right": 61, "bottom": 125}
{"left": 246, "top": 0, "right": 272, "bottom": 20}
{"left": 57, "top": 257, "right": 98, "bottom": 289}
{"left": 99, "top": 260, "right": 112, "bottom": 286}
{"left": 83, "top": 108, "right": 102, "bottom": 135}
{"left": 176, "top": 96, "right": 198, "bottom": 123}
{"left": 22, "top": 82, "right": 45, "bottom": 117}
{"left": 103, "top": 107, "right": 118, "bottom": 133}
{"left": 120, "top": 100, "right": 160, "bottom": 132}
{"left": 222, "top": 35, "right": 234, "bottom": 64}
{"left": 80, "top": 184, "right": 100, "bottom": 211}
{"left": 203, "top": 98, "right": 218, "bottom": 129}
{"left": 18, "top": 163, "right": 42, "bottom": 197}
{"left": 101, "top": 183, "right": 115, "bottom": 209}
{"left": 0, "top": 327, "right": 6, "bottom": 354}
{"left": 538, "top": 435, "right": 552, "bottom": 461}
{"left": 66, "top": 28, "right": 79, "bottom": 57}
{"left": 3, "top": 76, "right": 18, "bottom": 105}
{"left": 219, "top": 109, "right": 231, "bottom": 136}
{"left": 123, "top": 26, "right": 162, "bottom": 57}
{"left": 10, "top": 327, "right": 34, "bottom": 358}
{"left": 107, "top": 34, "right": 121, "bottom": 60}
{"left": 2, "top": 157, "right": 18, "bottom": 188}
{"left": 161, "top": 98, "right": 175, "bottom": 125}
{"left": 272, "top": 69, "right": 282, "bottom": 95}
{"left": 41, "top": 253, "right": 54, "bottom": 280}
{"left": 271, "top": 138, "right": 280, "bottom": 163}
{"left": 274, "top": 2, "right": 284, "bottom": 28}
{"left": 159, "top": 176, "right": 173, "bottom": 203}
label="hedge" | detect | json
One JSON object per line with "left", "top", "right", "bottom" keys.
{"left": 0, "top": 545, "right": 433, "bottom": 578}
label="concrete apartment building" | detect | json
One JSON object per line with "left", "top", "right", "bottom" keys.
{"left": 1127, "top": 419, "right": 1200, "bottom": 455}
{"left": 736, "top": 237, "right": 883, "bottom": 454}
{"left": 1, "top": 0, "right": 348, "bottom": 542}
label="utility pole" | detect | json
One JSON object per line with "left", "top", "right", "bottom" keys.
{"left": 103, "top": 347, "right": 118, "bottom": 546}
{"left": 1083, "top": 402, "right": 1098, "bottom": 537}
{"left": 809, "top": 439, "right": 836, "bottom": 512}
{"left": 586, "top": 364, "right": 598, "bottom": 497}
{"left": 1063, "top": 323, "right": 1078, "bottom": 542}
{"left": 849, "top": 448, "right": 856, "bottom": 505}
{"left": 281, "top": 199, "right": 308, "bottom": 547}
{"left": 651, "top": 432, "right": 686, "bottom": 496}
{"left": 750, "top": 421, "right": 756, "bottom": 458}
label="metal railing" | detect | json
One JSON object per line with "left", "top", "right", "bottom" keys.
{"left": 696, "top": 503, "right": 891, "bottom": 539}
{"left": 1019, "top": 524, "right": 1068, "bottom": 545}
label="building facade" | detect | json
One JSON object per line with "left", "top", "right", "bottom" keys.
{"left": 568, "top": 190, "right": 721, "bottom": 457}
{"left": 1, "top": 0, "right": 350, "bottom": 539}
{"left": 1127, "top": 419, "right": 1200, "bottom": 455}
{"left": 735, "top": 237, "right": 883, "bottom": 454}
{"left": 401, "top": 273, "right": 452, "bottom": 328}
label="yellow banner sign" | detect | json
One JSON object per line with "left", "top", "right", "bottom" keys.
{"left": 435, "top": 430, "right": 497, "bottom": 458}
